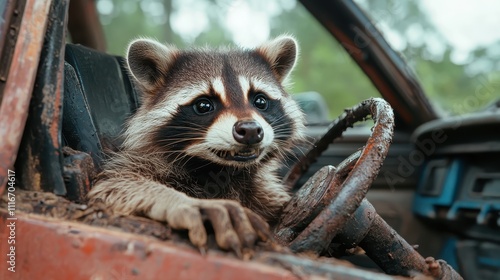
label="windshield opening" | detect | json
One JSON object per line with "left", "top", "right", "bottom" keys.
{"left": 354, "top": 0, "right": 500, "bottom": 116}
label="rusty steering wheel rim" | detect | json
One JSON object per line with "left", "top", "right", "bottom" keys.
{"left": 276, "top": 98, "right": 395, "bottom": 254}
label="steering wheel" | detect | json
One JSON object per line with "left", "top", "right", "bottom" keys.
{"left": 272, "top": 98, "right": 463, "bottom": 279}
{"left": 274, "top": 97, "right": 395, "bottom": 253}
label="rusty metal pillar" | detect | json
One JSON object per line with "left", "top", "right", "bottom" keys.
{"left": 0, "top": 0, "right": 53, "bottom": 194}
{"left": 14, "top": 0, "right": 70, "bottom": 194}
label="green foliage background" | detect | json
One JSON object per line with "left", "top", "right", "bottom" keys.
{"left": 97, "top": 0, "right": 500, "bottom": 119}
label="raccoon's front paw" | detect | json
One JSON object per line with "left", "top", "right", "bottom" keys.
{"left": 159, "top": 199, "right": 271, "bottom": 253}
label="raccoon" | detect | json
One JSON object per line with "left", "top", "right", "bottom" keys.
{"left": 87, "top": 35, "right": 306, "bottom": 251}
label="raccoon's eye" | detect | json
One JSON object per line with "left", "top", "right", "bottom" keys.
{"left": 253, "top": 94, "right": 268, "bottom": 110}
{"left": 193, "top": 98, "right": 214, "bottom": 115}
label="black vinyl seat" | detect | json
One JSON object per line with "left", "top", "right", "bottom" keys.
{"left": 62, "top": 44, "right": 139, "bottom": 170}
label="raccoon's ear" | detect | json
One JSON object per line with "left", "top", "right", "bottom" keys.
{"left": 126, "top": 39, "right": 178, "bottom": 92}
{"left": 256, "top": 35, "right": 298, "bottom": 83}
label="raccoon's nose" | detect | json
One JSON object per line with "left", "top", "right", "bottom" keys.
{"left": 233, "top": 120, "right": 264, "bottom": 145}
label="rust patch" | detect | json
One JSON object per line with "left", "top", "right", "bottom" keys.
{"left": 24, "top": 144, "right": 42, "bottom": 191}
{"left": 41, "top": 72, "right": 63, "bottom": 148}
{"left": 41, "top": 85, "right": 55, "bottom": 126}
{"left": 50, "top": 78, "right": 62, "bottom": 146}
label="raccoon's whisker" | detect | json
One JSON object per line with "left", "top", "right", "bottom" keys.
{"left": 285, "top": 150, "right": 302, "bottom": 163}
{"left": 155, "top": 150, "right": 188, "bottom": 154}
{"left": 277, "top": 148, "right": 293, "bottom": 163}
{"left": 272, "top": 125, "right": 301, "bottom": 135}
{"left": 273, "top": 129, "right": 294, "bottom": 135}
{"left": 165, "top": 150, "right": 193, "bottom": 167}
{"left": 190, "top": 160, "right": 216, "bottom": 171}
{"left": 273, "top": 126, "right": 294, "bottom": 132}
{"left": 274, "top": 128, "right": 315, "bottom": 145}
{"left": 175, "top": 154, "right": 197, "bottom": 171}
{"left": 156, "top": 139, "right": 202, "bottom": 147}
{"left": 273, "top": 135, "right": 294, "bottom": 139}
{"left": 156, "top": 138, "right": 205, "bottom": 144}
{"left": 161, "top": 128, "right": 208, "bottom": 134}
{"left": 270, "top": 140, "right": 302, "bottom": 161}
{"left": 165, "top": 123, "right": 210, "bottom": 129}
{"left": 156, "top": 134, "right": 206, "bottom": 140}
{"left": 271, "top": 127, "right": 294, "bottom": 134}
{"left": 268, "top": 108, "right": 303, "bottom": 125}
{"left": 155, "top": 139, "right": 206, "bottom": 147}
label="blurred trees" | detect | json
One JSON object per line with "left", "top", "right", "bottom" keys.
{"left": 358, "top": 0, "right": 500, "bottom": 115}
{"left": 96, "top": 0, "right": 499, "bottom": 118}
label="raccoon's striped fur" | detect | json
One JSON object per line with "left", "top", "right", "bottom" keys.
{"left": 87, "top": 35, "right": 306, "bottom": 250}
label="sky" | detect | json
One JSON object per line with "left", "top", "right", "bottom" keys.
{"left": 170, "top": 0, "right": 296, "bottom": 46}
{"left": 421, "top": 0, "right": 500, "bottom": 63}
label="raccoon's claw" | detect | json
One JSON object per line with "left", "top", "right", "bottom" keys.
{"left": 199, "top": 200, "right": 269, "bottom": 254}
{"left": 203, "top": 203, "right": 242, "bottom": 251}
{"left": 166, "top": 204, "right": 208, "bottom": 248}
{"left": 244, "top": 208, "right": 271, "bottom": 242}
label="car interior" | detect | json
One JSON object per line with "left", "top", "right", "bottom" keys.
{"left": 1, "top": 0, "right": 499, "bottom": 279}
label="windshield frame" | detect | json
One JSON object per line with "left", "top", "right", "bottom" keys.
{"left": 299, "top": 0, "right": 438, "bottom": 129}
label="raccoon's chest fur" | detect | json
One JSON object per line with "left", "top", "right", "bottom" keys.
{"left": 171, "top": 157, "right": 257, "bottom": 199}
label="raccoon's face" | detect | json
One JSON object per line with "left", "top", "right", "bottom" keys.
{"left": 123, "top": 36, "right": 305, "bottom": 168}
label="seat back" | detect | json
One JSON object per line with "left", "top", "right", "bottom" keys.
{"left": 62, "top": 44, "right": 139, "bottom": 169}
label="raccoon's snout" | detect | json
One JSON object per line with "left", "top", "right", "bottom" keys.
{"left": 232, "top": 120, "right": 264, "bottom": 145}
